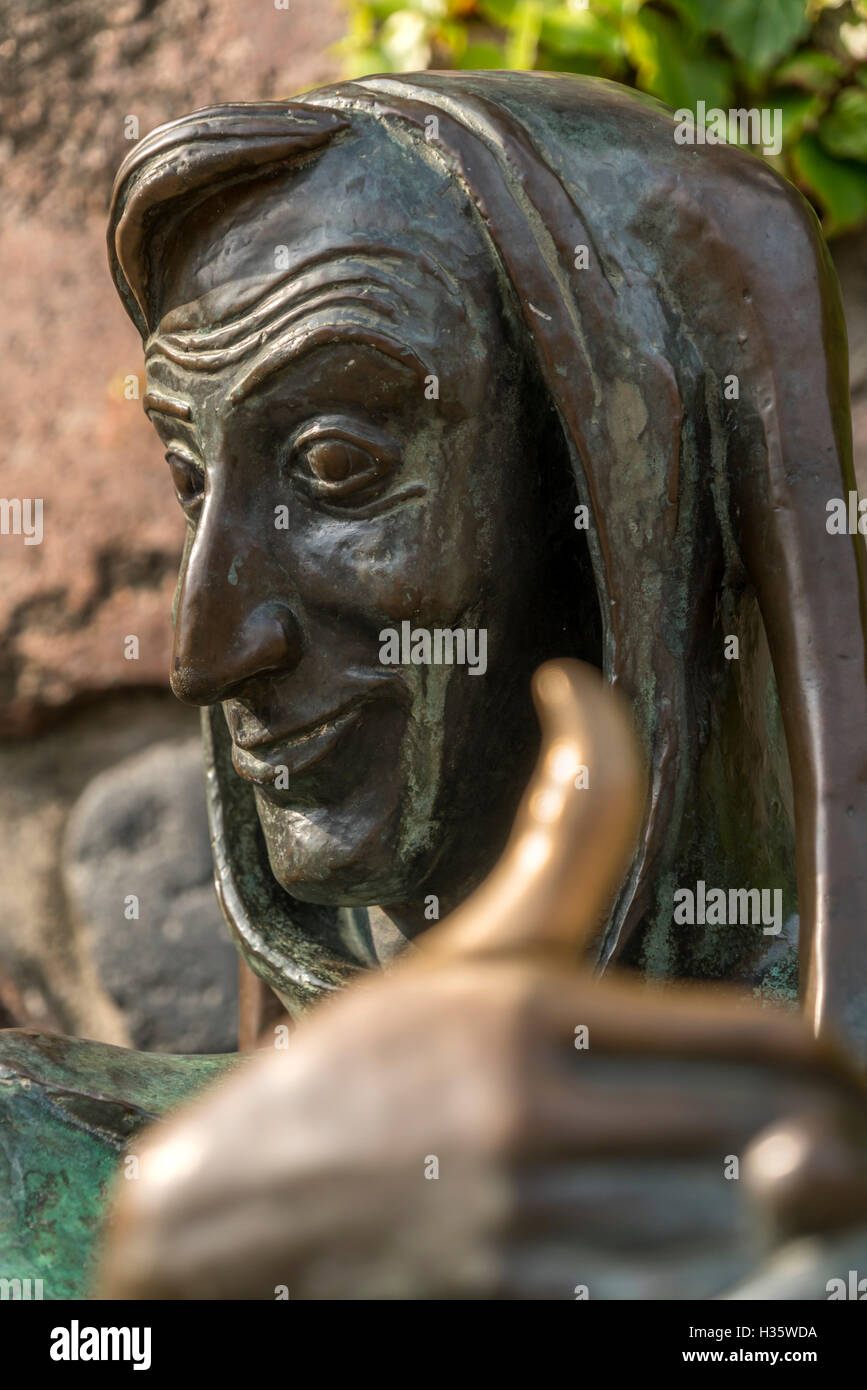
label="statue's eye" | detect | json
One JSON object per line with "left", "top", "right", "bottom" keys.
{"left": 166, "top": 451, "right": 205, "bottom": 515}
{"left": 296, "top": 435, "right": 396, "bottom": 504}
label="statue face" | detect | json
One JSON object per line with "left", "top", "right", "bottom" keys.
{"left": 144, "top": 127, "right": 589, "bottom": 924}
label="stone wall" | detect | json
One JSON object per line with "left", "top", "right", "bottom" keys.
{"left": 0, "top": 0, "right": 342, "bottom": 1049}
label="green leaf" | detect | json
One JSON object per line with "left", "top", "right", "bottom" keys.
{"left": 772, "top": 87, "right": 825, "bottom": 143}
{"left": 436, "top": 19, "right": 471, "bottom": 55}
{"left": 790, "top": 132, "right": 867, "bottom": 236}
{"left": 477, "top": 0, "right": 522, "bottom": 25}
{"left": 713, "top": 0, "right": 810, "bottom": 73}
{"left": 819, "top": 86, "right": 867, "bottom": 161}
{"left": 539, "top": 6, "right": 623, "bottom": 58}
{"left": 536, "top": 47, "right": 624, "bottom": 76}
{"left": 661, "top": 0, "right": 716, "bottom": 30}
{"left": 367, "top": 0, "right": 409, "bottom": 18}
{"left": 378, "top": 10, "right": 433, "bottom": 68}
{"left": 342, "top": 46, "right": 395, "bottom": 77}
{"left": 458, "top": 41, "right": 508, "bottom": 67}
{"left": 504, "top": 0, "right": 543, "bottom": 68}
{"left": 624, "top": 10, "right": 733, "bottom": 111}
{"left": 593, "top": 0, "right": 646, "bottom": 13}
{"left": 773, "top": 48, "right": 845, "bottom": 95}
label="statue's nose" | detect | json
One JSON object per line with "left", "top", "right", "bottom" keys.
{"left": 170, "top": 534, "right": 303, "bottom": 706}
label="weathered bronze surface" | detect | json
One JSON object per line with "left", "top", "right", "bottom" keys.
{"left": 0, "top": 1031, "right": 237, "bottom": 1297}
{"left": 3, "top": 70, "right": 867, "bottom": 1299}
{"left": 106, "top": 71, "right": 867, "bottom": 1037}
{"left": 97, "top": 661, "right": 867, "bottom": 1299}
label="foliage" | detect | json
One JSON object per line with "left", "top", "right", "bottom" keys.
{"left": 337, "top": 0, "right": 867, "bottom": 237}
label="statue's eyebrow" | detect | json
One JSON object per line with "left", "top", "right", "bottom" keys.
{"left": 143, "top": 390, "right": 193, "bottom": 422}
{"left": 227, "top": 323, "right": 429, "bottom": 405}
{"left": 146, "top": 249, "right": 458, "bottom": 400}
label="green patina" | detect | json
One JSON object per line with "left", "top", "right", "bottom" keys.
{"left": 0, "top": 1030, "right": 239, "bottom": 1299}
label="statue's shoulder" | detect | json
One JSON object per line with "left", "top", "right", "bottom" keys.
{"left": 0, "top": 1028, "right": 239, "bottom": 1299}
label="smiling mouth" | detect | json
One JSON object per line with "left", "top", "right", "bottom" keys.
{"left": 231, "top": 702, "right": 365, "bottom": 785}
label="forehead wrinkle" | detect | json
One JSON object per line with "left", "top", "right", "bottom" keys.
{"left": 146, "top": 281, "right": 410, "bottom": 375}
{"left": 142, "top": 388, "right": 192, "bottom": 421}
{"left": 226, "top": 309, "right": 433, "bottom": 405}
{"left": 149, "top": 245, "right": 465, "bottom": 360}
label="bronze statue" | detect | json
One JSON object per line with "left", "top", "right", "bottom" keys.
{"left": 3, "top": 71, "right": 867, "bottom": 1300}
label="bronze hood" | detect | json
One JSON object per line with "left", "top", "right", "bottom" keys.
{"left": 108, "top": 73, "right": 867, "bottom": 1061}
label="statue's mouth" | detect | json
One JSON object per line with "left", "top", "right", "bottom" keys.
{"left": 230, "top": 701, "right": 364, "bottom": 785}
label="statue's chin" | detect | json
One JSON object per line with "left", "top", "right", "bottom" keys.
{"left": 262, "top": 833, "right": 436, "bottom": 912}
{"left": 253, "top": 777, "right": 445, "bottom": 913}
{"left": 278, "top": 877, "right": 407, "bottom": 908}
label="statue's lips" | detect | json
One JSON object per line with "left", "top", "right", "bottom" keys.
{"left": 231, "top": 703, "right": 364, "bottom": 784}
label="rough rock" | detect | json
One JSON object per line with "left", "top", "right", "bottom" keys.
{"left": 0, "top": 0, "right": 342, "bottom": 733}
{"left": 62, "top": 736, "right": 239, "bottom": 1053}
